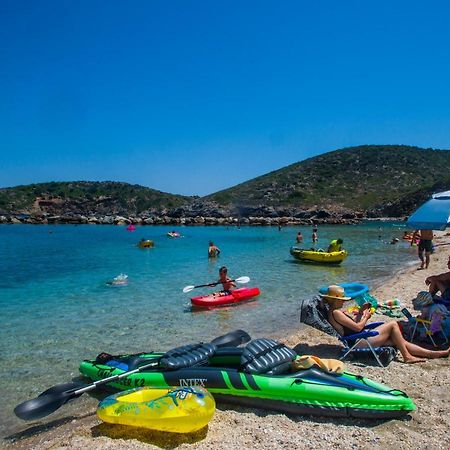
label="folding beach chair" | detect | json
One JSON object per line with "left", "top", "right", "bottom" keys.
{"left": 401, "top": 308, "right": 449, "bottom": 347}
{"left": 338, "top": 322, "right": 387, "bottom": 367}
{"left": 299, "top": 296, "right": 395, "bottom": 367}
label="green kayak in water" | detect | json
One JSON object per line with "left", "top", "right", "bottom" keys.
{"left": 79, "top": 336, "right": 416, "bottom": 420}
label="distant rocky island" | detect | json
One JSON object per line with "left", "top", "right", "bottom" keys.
{"left": 1, "top": 145, "right": 450, "bottom": 226}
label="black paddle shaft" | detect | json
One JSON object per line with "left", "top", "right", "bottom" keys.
{"left": 192, "top": 278, "right": 246, "bottom": 289}
{"left": 13, "top": 360, "right": 159, "bottom": 421}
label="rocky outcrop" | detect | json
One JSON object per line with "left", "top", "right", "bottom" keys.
{"left": 0, "top": 207, "right": 360, "bottom": 226}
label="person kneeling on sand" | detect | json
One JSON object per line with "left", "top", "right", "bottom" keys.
{"left": 321, "top": 285, "right": 450, "bottom": 363}
{"left": 425, "top": 255, "right": 450, "bottom": 300}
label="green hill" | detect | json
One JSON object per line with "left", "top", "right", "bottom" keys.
{"left": 2, "top": 146, "right": 450, "bottom": 220}
{"left": 0, "top": 181, "right": 191, "bottom": 215}
{"left": 206, "top": 145, "right": 450, "bottom": 212}
{"left": 370, "top": 175, "right": 450, "bottom": 217}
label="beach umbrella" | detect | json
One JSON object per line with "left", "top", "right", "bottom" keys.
{"left": 407, "top": 191, "right": 450, "bottom": 231}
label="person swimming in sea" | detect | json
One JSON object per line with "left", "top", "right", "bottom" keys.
{"left": 107, "top": 273, "right": 129, "bottom": 286}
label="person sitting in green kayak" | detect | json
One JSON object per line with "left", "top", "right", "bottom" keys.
{"left": 327, "top": 238, "right": 343, "bottom": 253}
{"left": 216, "top": 266, "right": 236, "bottom": 293}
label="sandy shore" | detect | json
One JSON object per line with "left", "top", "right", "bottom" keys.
{"left": 4, "top": 236, "right": 450, "bottom": 450}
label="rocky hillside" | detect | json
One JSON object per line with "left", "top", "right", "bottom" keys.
{"left": 0, "top": 181, "right": 191, "bottom": 216}
{"left": 206, "top": 145, "right": 450, "bottom": 213}
{"left": 368, "top": 176, "right": 450, "bottom": 218}
{"left": 1, "top": 145, "right": 450, "bottom": 224}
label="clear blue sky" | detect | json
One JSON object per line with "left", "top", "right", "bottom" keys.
{"left": 1, "top": 1, "right": 450, "bottom": 195}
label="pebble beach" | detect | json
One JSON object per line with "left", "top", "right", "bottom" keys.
{"left": 3, "top": 233, "right": 450, "bottom": 450}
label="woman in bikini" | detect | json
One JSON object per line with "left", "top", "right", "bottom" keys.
{"left": 321, "top": 285, "right": 450, "bottom": 363}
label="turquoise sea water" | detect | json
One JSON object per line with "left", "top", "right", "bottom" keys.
{"left": 0, "top": 222, "right": 417, "bottom": 439}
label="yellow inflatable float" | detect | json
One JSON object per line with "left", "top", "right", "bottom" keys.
{"left": 97, "top": 386, "right": 215, "bottom": 433}
{"left": 290, "top": 247, "right": 348, "bottom": 264}
{"left": 138, "top": 239, "right": 154, "bottom": 248}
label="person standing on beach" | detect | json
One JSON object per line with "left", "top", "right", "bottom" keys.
{"left": 312, "top": 226, "right": 318, "bottom": 243}
{"left": 208, "top": 241, "right": 221, "bottom": 258}
{"left": 412, "top": 229, "right": 433, "bottom": 270}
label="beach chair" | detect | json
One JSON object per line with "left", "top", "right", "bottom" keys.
{"left": 299, "top": 296, "right": 394, "bottom": 367}
{"left": 338, "top": 321, "right": 387, "bottom": 367}
{"left": 401, "top": 308, "right": 448, "bottom": 347}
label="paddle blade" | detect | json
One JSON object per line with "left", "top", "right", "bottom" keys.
{"left": 211, "top": 329, "right": 251, "bottom": 348}
{"left": 235, "top": 276, "right": 250, "bottom": 284}
{"left": 182, "top": 285, "right": 195, "bottom": 293}
{"left": 14, "top": 391, "right": 76, "bottom": 420}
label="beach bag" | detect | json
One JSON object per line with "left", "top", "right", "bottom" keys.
{"left": 378, "top": 347, "right": 398, "bottom": 366}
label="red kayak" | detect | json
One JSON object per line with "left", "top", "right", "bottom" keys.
{"left": 191, "top": 287, "right": 261, "bottom": 308}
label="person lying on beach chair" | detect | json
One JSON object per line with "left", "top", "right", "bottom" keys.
{"left": 321, "top": 285, "right": 450, "bottom": 363}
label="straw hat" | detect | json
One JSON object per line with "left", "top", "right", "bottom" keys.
{"left": 319, "top": 285, "right": 351, "bottom": 301}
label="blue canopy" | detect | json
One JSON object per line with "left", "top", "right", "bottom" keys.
{"left": 407, "top": 191, "right": 450, "bottom": 231}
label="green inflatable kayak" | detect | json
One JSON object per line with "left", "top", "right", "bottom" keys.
{"left": 79, "top": 337, "right": 416, "bottom": 419}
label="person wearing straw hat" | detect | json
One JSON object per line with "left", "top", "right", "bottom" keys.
{"left": 321, "top": 285, "right": 450, "bottom": 363}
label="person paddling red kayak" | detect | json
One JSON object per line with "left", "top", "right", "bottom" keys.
{"left": 182, "top": 269, "right": 260, "bottom": 309}
{"left": 216, "top": 266, "right": 235, "bottom": 293}
{"left": 192, "top": 267, "right": 259, "bottom": 308}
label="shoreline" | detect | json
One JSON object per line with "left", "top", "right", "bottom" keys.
{"left": 3, "top": 235, "right": 450, "bottom": 449}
